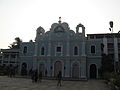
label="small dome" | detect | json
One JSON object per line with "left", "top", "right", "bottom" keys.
{"left": 37, "top": 26, "right": 45, "bottom": 33}
{"left": 69, "top": 30, "right": 75, "bottom": 34}
{"left": 50, "top": 22, "right": 70, "bottom": 32}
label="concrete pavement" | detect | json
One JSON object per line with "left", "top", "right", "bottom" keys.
{"left": 0, "top": 76, "right": 110, "bottom": 90}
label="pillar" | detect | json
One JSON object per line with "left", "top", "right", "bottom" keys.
{"left": 114, "top": 38, "right": 118, "bottom": 62}
{"left": 33, "top": 43, "right": 38, "bottom": 70}
{"left": 64, "top": 60, "right": 70, "bottom": 77}
{"left": 81, "top": 38, "right": 86, "bottom": 56}
{"left": 103, "top": 37, "right": 108, "bottom": 54}
{"left": 80, "top": 57, "right": 87, "bottom": 78}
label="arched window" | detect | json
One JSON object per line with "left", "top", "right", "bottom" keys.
{"left": 74, "top": 46, "right": 78, "bottom": 55}
{"left": 56, "top": 46, "right": 61, "bottom": 52}
{"left": 91, "top": 45, "right": 95, "bottom": 53}
{"left": 23, "top": 46, "right": 27, "bottom": 54}
{"left": 41, "top": 47, "right": 45, "bottom": 55}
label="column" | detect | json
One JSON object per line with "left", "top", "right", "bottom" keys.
{"left": 33, "top": 43, "right": 38, "bottom": 70}
{"left": 80, "top": 57, "right": 87, "bottom": 78}
{"left": 81, "top": 25, "right": 85, "bottom": 56}
{"left": 66, "top": 41, "right": 70, "bottom": 56}
{"left": 103, "top": 37, "right": 108, "bottom": 54}
{"left": 114, "top": 38, "right": 118, "bottom": 62}
{"left": 81, "top": 28, "right": 86, "bottom": 78}
{"left": 114, "top": 38, "right": 119, "bottom": 72}
{"left": 66, "top": 34, "right": 70, "bottom": 56}
{"left": 34, "top": 43, "right": 38, "bottom": 56}
{"left": 64, "top": 60, "right": 70, "bottom": 77}
{"left": 48, "top": 42, "right": 51, "bottom": 56}
{"left": 81, "top": 38, "right": 86, "bottom": 56}
{"left": 8, "top": 53, "right": 11, "bottom": 65}
{"left": 1, "top": 54, "right": 3, "bottom": 65}
{"left": 48, "top": 33, "right": 51, "bottom": 56}
{"left": 46, "top": 60, "right": 51, "bottom": 77}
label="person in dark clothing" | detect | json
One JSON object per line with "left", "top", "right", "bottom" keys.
{"left": 31, "top": 71, "right": 35, "bottom": 83}
{"left": 57, "top": 71, "right": 62, "bottom": 86}
{"left": 10, "top": 66, "right": 14, "bottom": 78}
{"left": 39, "top": 71, "right": 42, "bottom": 82}
{"left": 29, "top": 68, "right": 33, "bottom": 76}
{"left": 12, "top": 66, "right": 16, "bottom": 77}
{"left": 45, "top": 69, "right": 47, "bottom": 77}
{"left": 34, "top": 70, "right": 38, "bottom": 83}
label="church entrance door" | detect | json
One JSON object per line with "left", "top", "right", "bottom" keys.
{"left": 72, "top": 63, "right": 79, "bottom": 78}
{"left": 39, "top": 64, "right": 45, "bottom": 77}
{"left": 90, "top": 64, "right": 97, "bottom": 79}
{"left": 54, "top": 61, "right": 62, "bottom": 77}
{"left": 21, "top": 62, "right": 27, "bottom": 75}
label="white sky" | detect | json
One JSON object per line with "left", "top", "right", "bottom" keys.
{"left": 0, "top": 0, "right": 120, "bottom": 49}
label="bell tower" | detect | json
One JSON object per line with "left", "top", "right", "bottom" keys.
{"left": 35, "top": 26, "right": 45, "bottom": 42}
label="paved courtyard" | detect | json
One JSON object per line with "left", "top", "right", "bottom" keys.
{"left": 0, "top": 76, "right": 110, "bottom": 90}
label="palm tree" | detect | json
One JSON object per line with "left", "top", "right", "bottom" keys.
{"left": 8, "top": 37, "right": 22, "bottom": 49}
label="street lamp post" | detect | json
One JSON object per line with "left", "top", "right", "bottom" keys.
{"left": 109, "top": 21, "right": 119, "bottom": 73}
{"left": 109, "top": 21, "right": 115, "bottom": 72}
{"left": 109, "top": 21, "right": 113, "bottom": 33}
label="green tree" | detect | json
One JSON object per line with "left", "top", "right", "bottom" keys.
{"left": 8, "top": 37, "right": 22, "bottom": 49}
{"left": 101, "top": 54, "right": 114, "bottom": 75}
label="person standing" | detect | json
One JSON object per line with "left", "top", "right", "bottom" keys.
{"left": 39, "top": 71, "right": 42, "bottom": 82}
{"left": 57, "top": 71, "right": 62, "bottom": 86}
{"left": 34, "top": 70, "right": 38, "bottom": 83}
{"left": 31, "top": 70, "right": 34, "bottom": 83}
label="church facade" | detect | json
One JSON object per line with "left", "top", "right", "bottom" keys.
{"left": 19, "top": 19, "right": 102, "bottom": 79}
{"left": 2, "top": 19, "right": 120, "bottom": 79}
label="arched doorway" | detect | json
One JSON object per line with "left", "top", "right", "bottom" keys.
{"left": 39, "top": 64, "right": 45, "bottom": 77}
{"left": 21, "top": 63, "right": 27, "bottom": 75}
{"left": 54, "top": 61, "right": 62, "bottom": 77}
{"left": 90, "top": 64, "right": 97, "bottom": 79}
{"left": 72, "top": 63, "right": 79, "bottom": 78}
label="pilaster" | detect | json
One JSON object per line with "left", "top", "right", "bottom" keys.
{"left": 114, "top": 38, "right": 118, "bottom": 62}
{"left": 48, "top": 33, "right": 51, "bottom": 56}
{"left": 103, "top": 37, "right": 108, "bottom": 54}
{"left": 66, "top": 34, "right": 70, "bottom": 56}
{"left": 64, "top": 60, "right": 70, "bottom": 77}
{"left": 80, "top": 57, "right": 87, "bottom": 78}
{"left": 81, "top": 38, "right": 86, "bottom": 56}
{"left": 34, "top": 43, "right": 38, "bottom": 56}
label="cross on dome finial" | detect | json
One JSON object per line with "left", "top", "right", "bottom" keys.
{"left": 58, "top": 17, "right": 61, "bottom": 23}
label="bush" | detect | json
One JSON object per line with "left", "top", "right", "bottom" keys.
{"left": 0, "top": 67, "right": 8, "bottom": 76}
{"left": 114, "top": 75, "right": 120, "bottom": 87}
{"left": 109, "top": 72, "right": 120, "bottom": 88}
{"left": 103, "top": 72, "right": 111, "bottom": 81}
{"left": 103, "top": 72, "right": 120, "bottom": 88}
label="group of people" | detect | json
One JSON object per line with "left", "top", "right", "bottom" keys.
{"left": 0, "top": 64, "right": 18, "bottom": 77}
{"left": 30, "top": 70, "right": 62, "bottom": 86}
{"left": 8, "top": 65, "right": 17, "bottom": 77}
{"left": 31, "top": 70, "right": 42, "bottom": 83}
{"left": 0, "top": 64, "right": 63, "bottom": 86}
{"left": 0, "top": 65, "right": 62, "bottom": 86}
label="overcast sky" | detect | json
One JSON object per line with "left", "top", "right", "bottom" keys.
{"left": 0, "top": 0, "right": 120, "bottom": 49}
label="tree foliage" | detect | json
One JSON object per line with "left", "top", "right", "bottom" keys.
{"left": 8, "top": 37, "right": 22, "bottom": 49}
{"left": 101, "top": 54, "right": 114, "bottom": 74}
